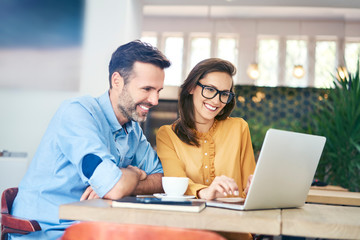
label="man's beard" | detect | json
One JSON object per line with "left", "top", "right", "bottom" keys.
{"left": 117, "top": 86, "right": 150, "bottom": 123}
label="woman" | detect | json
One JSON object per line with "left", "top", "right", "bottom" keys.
{"left": 156, "top": 58, "right": 255, "bottom": 201}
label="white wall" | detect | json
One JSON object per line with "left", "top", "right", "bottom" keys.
{"left": 0, "top": 0, "right": 144, "bottom": 166}
{"left": 0, "top": 48, "right": 81, "bottom": 91}
{"left": 79, "top": 0, "right": 143, "bottom": 96}
{"left": 0, "top": 89, "right": 79, "bottom": 161}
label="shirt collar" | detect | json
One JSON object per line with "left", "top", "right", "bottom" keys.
{"left": 98, "top": 91, "right": 121, "bottom": 133}
{"left": 98, "top": 91, "right": 135, "bottom": 134}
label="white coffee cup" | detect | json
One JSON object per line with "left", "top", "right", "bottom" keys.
{"left": 162, "top": 177, "right": 189, "bottom": 196}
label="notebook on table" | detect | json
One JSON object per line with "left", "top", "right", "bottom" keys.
{"left": 112, "top": 196, "right": 206, "bottom": 213}
{"left": 206, "top": 128, "right": 326, "bottom": 211}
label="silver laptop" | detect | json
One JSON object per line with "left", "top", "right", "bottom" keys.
{"left": 207, "top": 128, "right": 326, "bottom": 210}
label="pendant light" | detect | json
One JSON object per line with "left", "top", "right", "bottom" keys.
{"left": 292, "top": 21, "right": 305, "bottom": 79}
{"left": 247, "top": 21, "right": 260, "bottom": 80}
{"left": 337, "top": 66, "right": 349, "bottom": 81}
{"left": 247, "top": 63, "right": 260, "bottom": 80}
{"left": 336, "top": 21, "right": 349, "bottom": 82}
{"left": 293, "top": 65, "right": 305, "bottom": 79}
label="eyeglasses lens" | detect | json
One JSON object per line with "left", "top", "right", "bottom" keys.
{"left": 203, "top": 87, "right": 232, "bottom": 104}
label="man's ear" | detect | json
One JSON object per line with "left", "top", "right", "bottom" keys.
{"left": 111, "top": 72, "right": 124, "bottom": 91}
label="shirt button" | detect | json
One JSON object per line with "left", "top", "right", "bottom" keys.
{"left": 205, "top": 165, "right": 208, "bottom": 168}
{"left": 206, "top": 179, "right": 209, "bottom": 182}
{"left": 205, "top": 153, "right": 208, "bottom": 156}
{"left": 204, "top": 140, "right": 207, "bottom": 143}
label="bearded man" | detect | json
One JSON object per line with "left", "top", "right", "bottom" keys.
{"left": 10, "top": 40, "right": 171, "bottom": 240}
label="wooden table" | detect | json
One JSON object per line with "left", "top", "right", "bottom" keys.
{"left": 60, "top": 198, "right": 360, "bottom": 239}
{"left": 282, "top": 203, "right": 360, "bottom": 239}
{"left": 59, "top": 199, "right": 281, "bottom": 236}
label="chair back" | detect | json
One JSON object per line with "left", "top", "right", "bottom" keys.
{"left": 1, "top": 187, "right": 41, "bottom": 240}
{"left": 1, "top": 188, "right": 18, "bottom": 214}
{"left": 61, "top": 221, "right": 226, "bottom": 240}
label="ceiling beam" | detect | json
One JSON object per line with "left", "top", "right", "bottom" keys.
{"left": 143, "top": 0, "right": 360, "bottom": 9}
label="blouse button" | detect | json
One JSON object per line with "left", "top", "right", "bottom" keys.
{"left": 205, "top": 165, "right": 208, "bottom": 169}
{"left": 206, "top": 179, "right": 209, "bottom": 182}
{"left": 204, "top": 140, "right": 207, "bottom": 143}
{"left": 205, "top": 153, "right": 208, "bottom": 156}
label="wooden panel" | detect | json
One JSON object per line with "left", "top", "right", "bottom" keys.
{"left": 307, "top": 189, "right": 360, "bottom": 206}
{"left": 310, "top": 185, "right": 348, "bottom": 192}
{"left": 143, "top": 99, "right": 178, "bottom": 148}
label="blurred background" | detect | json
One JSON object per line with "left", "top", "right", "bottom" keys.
{"left": 1, "top": 0, "right": 359, "bottom": 191}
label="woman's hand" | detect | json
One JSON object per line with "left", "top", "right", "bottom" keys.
{"left": 244, "top": 174, "right": 253, "bottom": 195}
{"left": 198, "top": 175, "right": 239, "bottom": 200}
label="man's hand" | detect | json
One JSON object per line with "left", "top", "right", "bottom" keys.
{"left": 80, "top": 186, "right": 100, "bottom": 201}
{"left": 127, "top": 165, "right": 147, "bottom": 181}
{"left": 198, "top": 175, "right": 239, "bottom": 200}
{"left": 103, "top": 165, "right": 144, "bottom": 200}
{"left": 81, "top": 166, "right": 155, "bottom": 201}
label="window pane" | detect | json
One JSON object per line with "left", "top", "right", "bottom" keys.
{"left": 285, "top": 39, "right": 308, "bottom": 87}
{"left": 141, "top": 36, "right": 157, "bottom": 47}
{"left": 315, "top": 41, "right": 336, "bottom": 88}
{"left": 164, "top": 37, "right": 184, "bottom": 86}
{"left": 217, "top": 38, "right": 237, "bottom": 64}
{"left": 345, "top": 42, "right": 360, "bottom": 75}
{"left": 257, "top": 39, "right": 279, "bottom": 87}
{"left": 190, "top": 37, "right": 211, "bottom": 71}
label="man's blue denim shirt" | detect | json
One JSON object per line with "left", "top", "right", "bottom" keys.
{"left": 10, "top": 92, "right": 162, "bottom": 240}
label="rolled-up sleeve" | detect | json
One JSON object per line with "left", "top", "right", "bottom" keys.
{"left": 57, "top": 102, "right": 121, "bottom": 197}
{"left": 89, "top": 160, "right": 122, "bottom": 197}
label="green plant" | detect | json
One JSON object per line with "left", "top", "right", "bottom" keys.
{"left": 312, "top": 62, "right": 360, "bottom": 192}
{"left": 247, "top": 118, "right": 304, "bottom": 160}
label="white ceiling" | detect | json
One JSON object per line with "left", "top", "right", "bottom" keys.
{"left": 143, "top": 0, "right": 360, "bottom": 21}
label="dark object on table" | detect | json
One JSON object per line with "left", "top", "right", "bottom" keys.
{"left": 311, "top": 179, "right": 328, "bottom": 187}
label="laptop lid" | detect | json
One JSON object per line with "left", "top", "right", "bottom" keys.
{"left": 243, "top": 128, "right": 326, "bottom": 210}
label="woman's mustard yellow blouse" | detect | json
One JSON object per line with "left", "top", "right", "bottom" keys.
{"left": 156, "top": 117, "right": 256, "bottom": 198}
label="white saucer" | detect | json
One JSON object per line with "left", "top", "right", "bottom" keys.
{"left": 153, "top": 193, "right": 195, "bottom": 200}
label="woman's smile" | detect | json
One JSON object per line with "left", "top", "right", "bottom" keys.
{"left": 204, "top": 102, "right": 217, "bottom": 111}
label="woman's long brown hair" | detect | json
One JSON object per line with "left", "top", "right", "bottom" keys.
{"left": 173, "top": 58, "right": 236, "bottom": 147}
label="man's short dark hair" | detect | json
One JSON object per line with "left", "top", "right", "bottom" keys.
{"left": 108, "top": 40, "right": 171, "bottom": 87}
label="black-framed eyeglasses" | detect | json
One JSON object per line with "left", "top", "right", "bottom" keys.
{"left": 196, "top": 82, "right": 234, "bottom": 104}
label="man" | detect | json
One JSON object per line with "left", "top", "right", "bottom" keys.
{"left": 10, "top": 40, "right": 171, "bottom": 240}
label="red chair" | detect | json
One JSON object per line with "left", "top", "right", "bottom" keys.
{"left": 1, "top": 187, "right": 41, "bottom": 240}
{"left": 60, "top": 221, "right": 226, "bottom": 240}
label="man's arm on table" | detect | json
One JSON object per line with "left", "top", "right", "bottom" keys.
{"left": 81, "top": 167, "right": 163, "bottom": 200}
{"left": 132, "top": 172, "right": 163, "bottom": 195}
{"left": 81, "top": 166, "right": 141, "bottom": 200}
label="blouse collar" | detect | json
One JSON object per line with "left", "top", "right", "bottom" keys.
{"left": 194, "top": 119, "right": 218, "bottom": 138}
